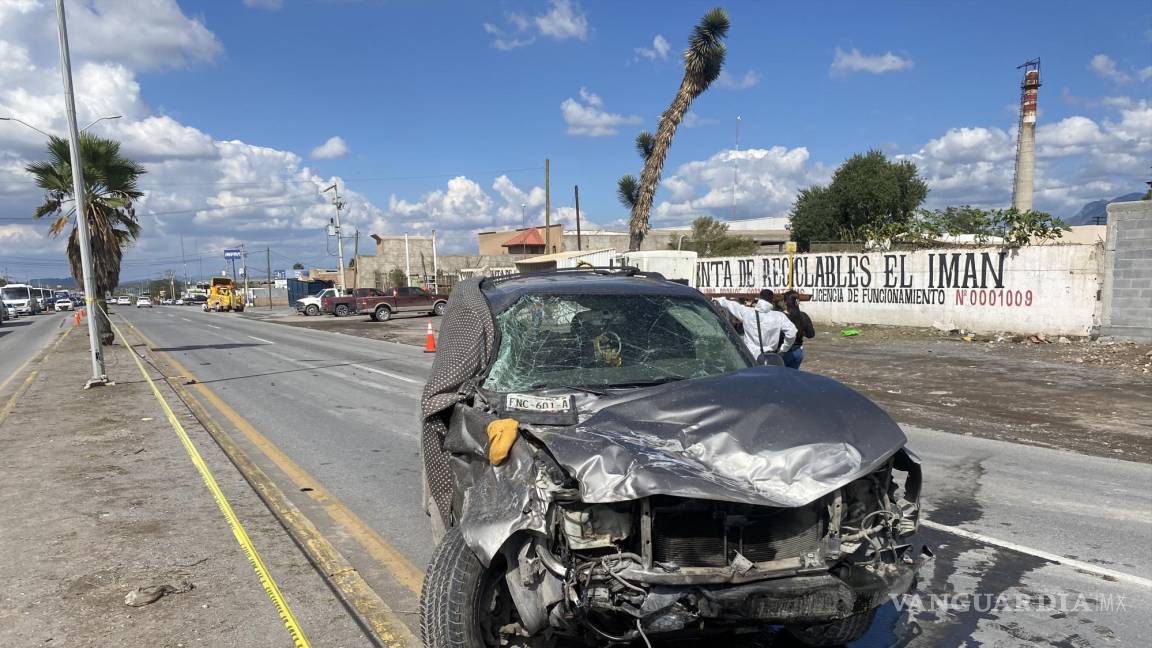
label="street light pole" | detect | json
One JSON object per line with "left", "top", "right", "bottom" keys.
{"left": 55, "top": 0, "right": 107, "bottom": 387}
{"left": 0, "top": 114, "right": 121, "bottom": 137}
{"left": 322, "top": 183, "right": 347, "bottom": 292}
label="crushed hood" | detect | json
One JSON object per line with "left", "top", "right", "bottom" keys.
{"left": 529, "top": 366, "right": 907, "bottom": 508}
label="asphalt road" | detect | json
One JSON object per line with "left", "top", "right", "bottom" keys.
{"left": 119, "top": 306, "right": 1152, "bottom": 647}
{"left": 0, "top": 309, "right": 69, "bottom": 400}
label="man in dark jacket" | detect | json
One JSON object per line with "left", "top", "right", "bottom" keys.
{"left": 780, "top": 291, "right": 815, "bottom": 369}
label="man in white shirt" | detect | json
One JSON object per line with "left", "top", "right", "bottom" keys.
{"left": 714, "top": 289, "right": 797, "bottom": 361}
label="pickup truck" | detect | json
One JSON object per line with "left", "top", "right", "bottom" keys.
{"left": 322, "top": 286, "right": 449, "bottom": 321}
{"left": 295, "top": 287, "right": 340, "bottom": 316}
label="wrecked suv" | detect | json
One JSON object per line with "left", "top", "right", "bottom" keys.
{"left": 419, "top": 269, "right": 927, "bottom": 647}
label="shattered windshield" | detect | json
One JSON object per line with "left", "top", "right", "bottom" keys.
{"left": 484, "top": 293, "right": 750, "bottom": 391}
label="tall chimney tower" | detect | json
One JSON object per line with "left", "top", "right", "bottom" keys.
{"left": 1012, "top": 59, "right": 1041, "bottom": 212}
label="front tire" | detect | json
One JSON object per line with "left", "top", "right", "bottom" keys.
{"left": 305, "top": 304, "right": 319, "bottom": 316}
{"left": 786, "top": 608, "right": 877, "bottom": 646}
{"left": 421, "top": 529, "right": 524, "bottom": 648}
{"left": 433, "top": 301, "right": 447, "bottom": 316}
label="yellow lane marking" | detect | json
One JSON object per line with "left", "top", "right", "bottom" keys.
{"left": 127, "top": 322, "right": 427, "bottom": 596}
{"left": 105, "top": 316, "right": 312, "bottom": 648}
{"left": 122, "top": 320, "right": 417, "bottom": 647}
{"left": 0, "top": 327, "right": 72, "bottom": 426}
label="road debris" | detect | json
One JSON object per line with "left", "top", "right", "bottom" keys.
{"left": 124, "top": 579, "right": 194, "bottom": 607}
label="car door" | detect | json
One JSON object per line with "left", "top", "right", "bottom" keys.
{"left": 406, "top": 287, "right": 433, "bottom": 312}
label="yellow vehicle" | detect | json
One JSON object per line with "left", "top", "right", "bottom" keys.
{"left": 204, "top": 277, "right": 244, "bottom": 312}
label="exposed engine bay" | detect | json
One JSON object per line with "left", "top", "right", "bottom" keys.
{"left": 494, "top": 447, "right": 925, "bottom": 644}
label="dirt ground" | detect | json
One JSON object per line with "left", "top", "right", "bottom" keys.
{"left": 804, "top": 325, "right": 1152, "bottom": 463}
{"left": 250, "top": 308, "right": 1152, "bottom": 464}
{"left": 0, "top": 326, "right": 366, "bottom": 647}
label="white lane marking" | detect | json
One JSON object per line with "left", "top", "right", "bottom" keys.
{"left": 181, "top": 318, "right": 193, "bottom": 323}
{"left": 259, "top": 347, "right": 420, "bottom": 385}
{"left": 351, "top": 364, "right": 420, "bottom": 384}
{"left": 248, "top": 336, "right": 275, "bottom": 345}
{"left": 921, "top": 519, "right": 1152, "bottom": 589}
{"left": 207, "top": 324, "right": 222, "bottom": 330}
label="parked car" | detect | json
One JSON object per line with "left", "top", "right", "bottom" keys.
{"left": 54, "top": 298, "right": 73, "bottom": 311}
{"left": 115, "top": 296, "right": 131, "bottom": 305}
{"left": 295, "top": 287, "right": 340, "bottom": 316}
{"left": 136, "top": 297, "right": 152, "bottom": 308}
{"left": 174, "top": 298, "right": 185, "bottom": 305}
{"left": 418, "top": 269, "right": 928, "bottom": 648}
{"left": 323, "top": 286, "right": 448, "bottom": 321}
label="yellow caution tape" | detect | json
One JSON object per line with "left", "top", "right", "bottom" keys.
{"left": 104, "top": 311, "right": 311, "bottom": 647}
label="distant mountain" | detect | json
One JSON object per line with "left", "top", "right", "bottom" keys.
{"left": 1065, "top": 192, "right": 1145, "bottom": 226}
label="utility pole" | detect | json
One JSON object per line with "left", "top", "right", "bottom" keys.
{"left": 574, "top": 185, "right": 582, "bottom": 251}
{"left": 180, "top": 235, "right": 189, "bottom": 295}
{"left": 241, "top": 244, "right": 250, "bottom": 306}
{"left": 353, "top": 230, "right": 360, "bottom": 289}
{"left": 404, "top": 233, "right": 411, "bottom": 286}
{"left": 544, "top": 158, "right": 552, "bottom": 253}
{"left": 266, "top": 246, "right": 273, "bottom": 310}
{"left": 322, "top": 182, "right": 347, "bottom": 292}
{"left": 55, "top": 0, "right": 106, "bottom": 387}
{"left": 431, "top": 229, "right": 439, "bottom": 293}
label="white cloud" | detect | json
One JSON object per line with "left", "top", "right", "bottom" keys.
{"left": 1089, "top": 53, "right": 1152, "bottom": 85}
{"left": 652, "top": 146, "right": 827, "bottom": 223}
{"left": 899, "top": 101, "right": 1152, "bottom": 214}
{"left": 244, "top": 0, "right": 284, "bottom": 10}
{"left": 715, "top": 70, "right": 761, "bottom": 90}
{"left": 68, "top": 0, "right": 223, "bottom": 71}
{"left": 635, "top": 34, "right": 670, "bottom": 61}
{"left": 830, "top": 47, "right": 913, "bottom": 76}
{"left": 0, "top": 1, "right": 386, "bottom": 278}
{"left": 1090, "top": 54, "right": 1129, "bottom": 83}
{"left": 534, "top": 0, "right": 589, "bottom": 41}
{"left": 484, "top": 0, "right": 588, "bottom": 50}
{"left": 561, "top": 88, "right": 641, "bottom": 137}
{"left": 310, "top": 136, "right": 349, "bottom": 160}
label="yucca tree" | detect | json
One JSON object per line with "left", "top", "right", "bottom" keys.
{"left": 27, "top": 133, "right": 145, "bottom": 344}
{"left": 628, "top": 7, "right": 729, "bottom": 250}
{"left": 616, "top": 131, "right": 655, "bottom": 210}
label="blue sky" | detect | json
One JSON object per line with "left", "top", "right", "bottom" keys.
{"left": 1, "top": 0, "right": 1149, "bottom": 280}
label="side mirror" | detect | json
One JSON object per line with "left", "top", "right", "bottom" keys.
{"left": 757, "top": 352, "right": 785, "bottom": 367}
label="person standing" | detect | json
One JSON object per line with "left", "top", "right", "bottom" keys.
{"left": 780, "top": 291, "right": 815, "bottom": 369}
{"left": 714, "top": 289, "right": 797, "bottom": 363}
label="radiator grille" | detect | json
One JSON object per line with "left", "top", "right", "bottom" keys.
{"left": 650, "top": 498, "right": 823, "bottom": 568}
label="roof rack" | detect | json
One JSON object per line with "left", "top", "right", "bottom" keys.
{"left": 480, "top": 265, "right": 667, "bottom": 288}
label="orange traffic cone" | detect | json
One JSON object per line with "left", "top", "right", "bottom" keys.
{"left": 74, "top": 310, "right": 81, "bottom": 326}
{"left": 424, "top": 320, "right": 437, "bottom": 353}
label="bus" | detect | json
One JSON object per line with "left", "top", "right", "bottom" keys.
{"left": 1, "top": 284, "right": 43, "bottom": 315}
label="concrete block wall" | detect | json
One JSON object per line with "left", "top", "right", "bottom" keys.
{"left": 1102, "top": 200, "right": 1152, "bottom": 341}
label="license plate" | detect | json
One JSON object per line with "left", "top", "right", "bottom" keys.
{"left": 506, "top": 393, "right": 573, "bottom": 413}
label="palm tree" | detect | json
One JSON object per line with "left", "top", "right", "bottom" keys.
{"left": 27, "top": 133, "right": 146, "bottom": 344}
{"left": 628, "top": 7, "right": 729, "bottom": 250}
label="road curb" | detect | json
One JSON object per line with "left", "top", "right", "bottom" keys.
{"left": 118, "top": 317, "right": 420, "bottom": 648}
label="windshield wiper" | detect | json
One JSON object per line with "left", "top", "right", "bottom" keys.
{"left": 526, "top": 382, "right": 608, "bottom": 396}
{"left": 604, "top": 375, "right": 687, "bottom": 388}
